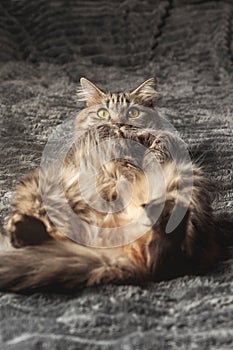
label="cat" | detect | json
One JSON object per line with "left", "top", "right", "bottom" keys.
{"left": 0, "top": 78, "right": 220, "bottom": 292}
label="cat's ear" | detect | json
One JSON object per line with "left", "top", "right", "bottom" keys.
{"left": 77, "top": 78, "right": 106, "bottom": 107}
{"left": 130, "top": 78, "right": 157, "bottom": 107}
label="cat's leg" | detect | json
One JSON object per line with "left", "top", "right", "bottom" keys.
{"left": 8, "top": 168, "right": 63, "bottom": 248}
{"left": 144, "top": 161, "right": 221, "bottom": 278}
{"left": 179, "top": 164, "right": 221, "bottom": 271}
{"left": 144, "top": 198, "right": 190, "bottom": 280}
{"left": 137, "top": 130, "right": 187, "bottom": 165}
{"left": 120, "top": 128, "right": 180, "bottom": 165}
{"left": 134, "top": 128, "right": 221, "bottom": 276}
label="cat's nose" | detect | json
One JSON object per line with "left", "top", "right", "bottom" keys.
{"left": 113, "top": 122, "right": 124, "bottom": 127}
{"left": 112, "top": 116, "right": 121, "bottom": 123}
{"left": 112, "top": 122, "right": 124, "bottom": 129}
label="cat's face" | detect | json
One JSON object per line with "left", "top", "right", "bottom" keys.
{"left": 75, "top": 78, "right": 158, "bottom": 132}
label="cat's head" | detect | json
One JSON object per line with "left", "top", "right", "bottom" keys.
{"left": 76, "top": 78, "right": 158, "bottom": 131}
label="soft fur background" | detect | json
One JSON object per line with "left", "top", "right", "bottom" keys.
{"left": 0, "top": 0, "right": 232, "bottom": 349}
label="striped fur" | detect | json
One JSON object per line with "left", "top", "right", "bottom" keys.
{"left": 0, "top": 79, "right": 220, "bottom": 292}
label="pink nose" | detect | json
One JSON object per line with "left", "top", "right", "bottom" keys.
{"left": 112, "top": 116, "right": 121, "bottom": 123}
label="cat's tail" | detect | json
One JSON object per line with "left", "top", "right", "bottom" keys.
{"left": 0, "top": 237, "right": 147, "bottom": 293}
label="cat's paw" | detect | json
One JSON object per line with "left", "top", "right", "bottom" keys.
{"left": 139, "top": 133, "right": 172, "bottom": 165}
{"left": 126, "top": 130, "right": 153, "bottom": 148}
{"left": 8, "top": 213, "right": 52, "bottom": 248}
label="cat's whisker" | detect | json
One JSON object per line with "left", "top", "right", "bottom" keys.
{"left": 0, "top": 78, "right": 221, "bottom": 293}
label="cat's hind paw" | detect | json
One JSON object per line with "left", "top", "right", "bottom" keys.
{"left": 8, "top": 213, "right": 52, "bottom": 248}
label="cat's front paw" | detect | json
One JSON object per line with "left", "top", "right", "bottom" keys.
{"left": 8, "top": 213, "right": 52, "bottom": 248}
{"left": 139, "top": 132, "right": 173, "bottom": 165}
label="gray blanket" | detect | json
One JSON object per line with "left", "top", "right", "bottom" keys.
{"left": 0, "top": 1, "right": 232, "bottom": 349}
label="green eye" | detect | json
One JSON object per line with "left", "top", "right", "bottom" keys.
{"left": 127, "top": 107, "right": 139, "bottom": 119}
{"left": 97, "top": 108, "right": 110, "bottom": 119}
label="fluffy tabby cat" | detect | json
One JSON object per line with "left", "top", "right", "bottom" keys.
{"left": 0, "top": 78, "right": 220, "bottom": 292}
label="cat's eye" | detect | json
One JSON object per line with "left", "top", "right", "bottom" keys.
{"left": 97, "top": 108, "right": 110, "bottom": 119}
{"left": 127, "top": 107, "right": 139, "bottom": 119}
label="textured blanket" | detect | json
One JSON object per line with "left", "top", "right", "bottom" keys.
{"left": 0, "top": 0, "right": 232, "bottom": 349}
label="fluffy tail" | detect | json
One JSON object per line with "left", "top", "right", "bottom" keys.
{"left": 0, "top": 238, "right": 147, "bottom": 293}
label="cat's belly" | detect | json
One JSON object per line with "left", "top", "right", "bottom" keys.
{"left": 62, "top": 159, "right": 152, "bottom": 247}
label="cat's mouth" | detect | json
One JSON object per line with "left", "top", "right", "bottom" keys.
{"left": 96, "top": 122, "right": 140, "bottom": 134}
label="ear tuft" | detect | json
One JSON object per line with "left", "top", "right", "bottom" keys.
{"left": 130, "top": 78, "right": 157, "bottom": 107}
{"left": 77, "top": 78, "right": 106, "bottom": 107}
